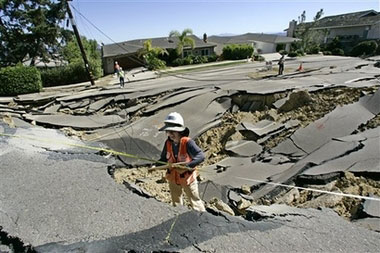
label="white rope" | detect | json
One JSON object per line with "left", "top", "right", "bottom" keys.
{"left": 234, "top": 177, "right": 380, "bottom": 202}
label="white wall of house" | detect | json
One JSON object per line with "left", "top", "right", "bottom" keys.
{"left": 254, "top": 41, "right": 276, "bottom": 54}
{"left": 104, "top": 58, "right": 114, "bottom": 75}
{"left": 367, "top": 23, "right": 380, "bottom": 39}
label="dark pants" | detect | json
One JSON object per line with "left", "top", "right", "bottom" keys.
{"left": 119, "top": 77, "right": 124, "bottom": 87}
{"left": 278, "top": 64, "right": 284, "bottom": 75}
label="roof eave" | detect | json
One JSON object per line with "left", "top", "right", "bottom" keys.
{"left": 310, "top": 22, "right": 378, "bottom": 30}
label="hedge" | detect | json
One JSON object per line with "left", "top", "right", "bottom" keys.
{"left": 40, "top": 59, "right": 102, "bottom": 87}
{"left": 0, "top": 65, "right": 42, "bottom": 96}
{"left": 350, "top": 40, "right": 378, "bottom": 57}
{"left": 222, "top": 44, "right": 254, "bottom": 60}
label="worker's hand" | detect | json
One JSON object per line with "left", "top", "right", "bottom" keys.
{"left": 171, "top": 162, "right": 189, "bottom": 174}
{"left": 147, "top": 166, "right": 156, "bottom": 173}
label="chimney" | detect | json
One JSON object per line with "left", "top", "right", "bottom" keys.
{"left": 203, "top": 33, "right": 208, "bottom": 43}
{"left": 287, "top": 20, "right": 297, "bottom": 37}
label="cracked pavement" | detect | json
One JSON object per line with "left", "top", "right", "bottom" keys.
{"left": 0, "top": 55, "right": 380, "bottom": 251}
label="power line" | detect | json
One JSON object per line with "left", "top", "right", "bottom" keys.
{"left": 70, "top": 4, "right": 255, "bottom": 82}
{"left": 70, "top": 5, "right": 147, "bottom": 67}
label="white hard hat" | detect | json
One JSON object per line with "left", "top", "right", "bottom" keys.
{"left": 159, "top": 112, "right": 185, "bottom": 132}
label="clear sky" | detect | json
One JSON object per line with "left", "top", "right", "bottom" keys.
{"left": 69, "top": 0, "right": 380, "bottom": 45}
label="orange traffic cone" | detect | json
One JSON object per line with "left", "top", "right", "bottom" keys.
{"left": 297, "top": 63, "right": 304, "bottom": 71}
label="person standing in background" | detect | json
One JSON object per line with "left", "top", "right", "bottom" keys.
{"left": 114, "top": 61, "right": 120, "bottom": 74}
{"left": 118, "top": 67, "right": 125, "bottom": 88}
{"left": 278, "top": 55, "right": 285, "bottom": 75}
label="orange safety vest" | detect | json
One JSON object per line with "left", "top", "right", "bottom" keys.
{"left": 165, "top": 137, "right": 198, "bottom": 186}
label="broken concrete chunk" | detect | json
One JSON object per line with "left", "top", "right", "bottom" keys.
{"left": 302, "top": 128, "right": 380, "bottom": 176}
{"left": 126, "top": 102, "right": 148, "bottom": 114}
{"left": 246, "top": 204, "right": 304, "bottom": 220}
{"left": 274, "top": 90, "right": 313, "bottom": 112}
{"left": 23, "top": 114, "right": 127, "bottom": 129}
{"left": 241, "top": 184, "right": 251, "bottom": 194}
{"left": 237, "top": 198, "right": 252, "bottom": 210}
{"left": 274, "top": 188, "right": 300, "bottom": 205}
{"left": 261, "top": 153, "right": 292, "bottom": 164}
{"left": 209, "top": 197, "right": 235, "bottom": 216}
{"left": 88, "top": 97, "right": 113, "bottom": 113}
{"left": 264, "top": 109, "right": 279, "bottom": 121}
{"left": 225, "top": 140, "right": 263, "bottom": 157}
{"left": 362, "top": 198, "right": 380, "bottom": 218}
{"left": 288, "top": 97, "right": 375, "bottom": 155}
{"left": 359, "top": 87, "right": 380, "bottom": 115}
{"left": 67, "top": 99, "right": 91, "bottom": 110}
{"left": 237, "top": 120, "right": 284, "bottom": 141}
{"left": 43, "top": 104, "right": 61, "bottom": 114}
{"left": 199, "top": 180, "right": 229, "bottom": 203}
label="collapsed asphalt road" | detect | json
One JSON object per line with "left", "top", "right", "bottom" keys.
{"left": 1, "top": 122, "right": 379, "bottom": 252}
{"left": 0, "top": 55, "right": 380, "bottom": 251}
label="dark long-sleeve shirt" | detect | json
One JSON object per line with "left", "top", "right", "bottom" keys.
{"left": 159, "top": 138, "right": 205, "bottom": 169}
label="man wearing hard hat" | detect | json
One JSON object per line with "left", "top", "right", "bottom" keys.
{"left": 157, "top": 112, "right": 206, "bottom": 212}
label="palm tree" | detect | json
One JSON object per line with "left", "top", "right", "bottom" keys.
{"left": 138, "top": 39, "right": 168, "bottom": 59}
{"left": 137, "top": 39, "right": 168, "bottom": 70}
{"left": 169, "top": 28, "right": 195, "bottom": 58}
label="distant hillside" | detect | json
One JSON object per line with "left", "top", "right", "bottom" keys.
{"left": 269, "top": 32, "right": 287, "bottom": 36}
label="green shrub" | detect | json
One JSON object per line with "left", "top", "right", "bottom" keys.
{"left": 306, "top": 45, "right": 320, "bottom": 54}
{"left": 323, "top": 51, "right": 332, "bottom": 55}
{"left": 276, "top": 43, "right": 286, "bottom": 52}
{"left": 296, "top": 49, "right": 305, "bottom": 56}
{"left": 279, "top": 50, "right": 288, "bottom": 56}
{"left": 0, "top": 65, "right": 42, "bottom": 96}
{"left": 253, "top": 54, "right": 265, "bottom": 61}
{"left": 332, "top": 48, "right": 345, "bottom": 56}
{"left": 172, "top": 58, "right": 184, "bottom": 66}
{"left": 207, "top": 54, "right": 218, "bottom": 62}
{"left": 288, "top": 51, "right": 298, "bottom": 57}
{"left": 222, "top": 44, "right": 254, "bottom": 60}
{"left": 183, "top": 56, "right": 193, "bottom": 65}
{"left": 144, "top": 53, "right": 167, "bottom": 70}
{"left": 40, "top": 58, "right": 102, "bottom": 87}
{"left": 351, "top": 40, "right": 378, "bottom": 57}
{"left": 193, "top": 55, "right": 208, "bottom": 64}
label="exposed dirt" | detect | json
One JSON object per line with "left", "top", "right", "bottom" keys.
{"left": 269, "top": 172, "right": 380, "bottom": 220}
{"left": 113, "top": 86, "right": 380, "bottom": 219}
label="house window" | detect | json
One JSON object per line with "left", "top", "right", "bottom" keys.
{"left": 201, "top": 49, "right": 209, "bottom": 56}
{"left": 363, "top": 26, "right": 370, "bottom": 39}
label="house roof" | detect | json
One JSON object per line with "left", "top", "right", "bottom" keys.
{"left": 22, "top": 55, "right": 68, "bottom": 68}
{"left": 301, "top": 10, "right": 380, "bottom": 30}
{"left": 208, "top": 33, "right": 300, "bottom": 45}
{"left": 102, "top": 35, "right": 217, "bottom": 58}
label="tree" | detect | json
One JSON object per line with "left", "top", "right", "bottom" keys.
{"left": 0, "top": 0, "right": 69, "bottom": 67}
{"left": 294, "top": 9, "right": 326, "bottom": 53}
{"left": 314, "top": 9, "right": 324, "bottom": 22}
{"left": 169, "top": 28, "right": 195, "bottom": 58}
{"left": 137, "top": 39, "right": 168, "bottom": 70}
{"left": 61, "top": 36, "right": 102, "bottom": 77}
{"left": 62, "top": 36, "right": 100, "bottom": 64}
{"left": 298, "top": 11, "right": 306, "bottom": 24}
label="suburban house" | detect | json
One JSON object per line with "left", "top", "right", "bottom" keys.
{"left": 207, "top": 33, "right": 300, "bottom": 55}
{"left": 286, "top": 9, "right": 380, "bottom": 43}
{"left": 101, "top": 35, "right": 216, "bottom": 74}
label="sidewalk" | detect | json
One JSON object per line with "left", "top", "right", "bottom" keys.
{"left": 45, "top": 53, "right": 288, "bottom": 89}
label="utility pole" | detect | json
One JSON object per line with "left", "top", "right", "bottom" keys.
{"left": 65, "top": 0, "right": 95, "bottom": 86}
